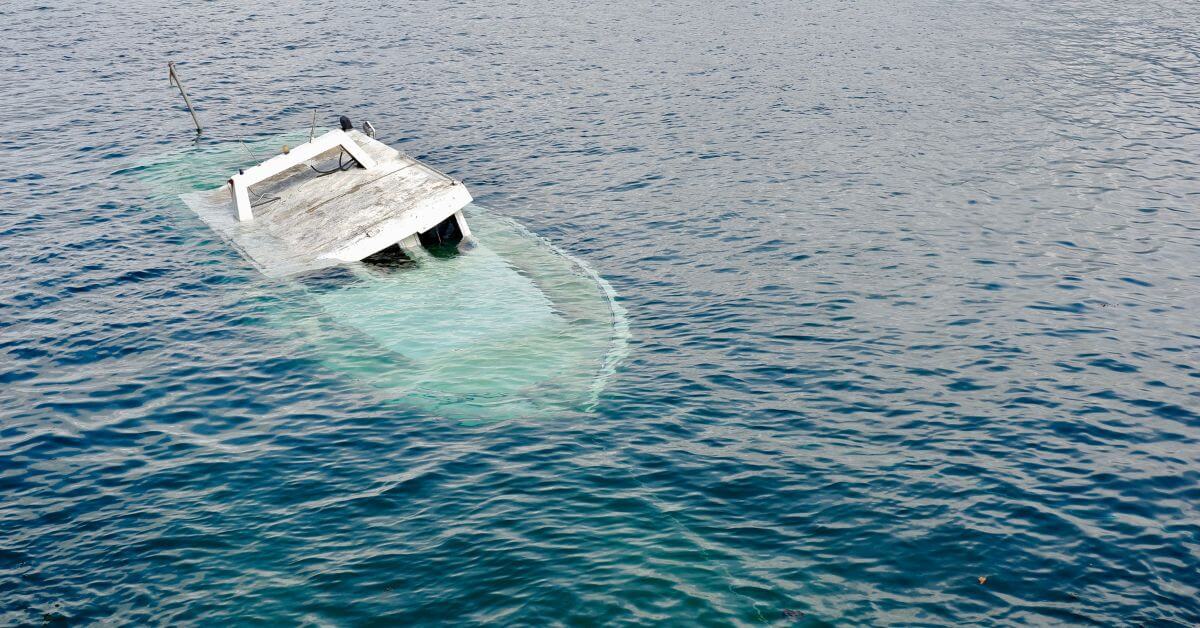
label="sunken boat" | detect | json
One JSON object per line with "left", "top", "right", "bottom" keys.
{"left": 143, "top": 116, "right": 628, "bottom": 421}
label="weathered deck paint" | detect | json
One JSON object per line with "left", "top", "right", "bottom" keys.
{"left": 181, "top": 130, "right": 471, "bottom": 277}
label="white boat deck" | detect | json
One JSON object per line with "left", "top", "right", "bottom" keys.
{"left": 181, "top": 130, "right": 472, "bottom": 277}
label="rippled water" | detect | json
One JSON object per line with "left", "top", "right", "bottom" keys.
{"left": 3, "top": 0, "right": 1200, "bottom": 624}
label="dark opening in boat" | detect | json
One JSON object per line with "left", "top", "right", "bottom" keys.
{"left": 418, "top": 214, "right": 465, "bottom": 258}
{"left": 362, "top": 244, "right": 416, "bottom": 269}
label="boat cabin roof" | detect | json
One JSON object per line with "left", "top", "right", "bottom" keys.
{"left": 180, "top": 130, "right": 472, "bottom": 277}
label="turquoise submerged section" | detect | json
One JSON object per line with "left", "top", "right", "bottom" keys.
{"left": 140, "top": 135, "right": 628, "bottom": 421}
{"left": 287, "top": 208, "right": 628, "bottom": 421}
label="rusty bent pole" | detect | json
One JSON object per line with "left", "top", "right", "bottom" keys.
{"left": 168, "top": 61, "right": 202, "bottom": 135}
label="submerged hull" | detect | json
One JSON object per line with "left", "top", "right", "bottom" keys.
{"left": 139, "top": 132, "right": 627, "bottom": 421}
{"left": 286, "top": 206, "right": 627, "bottom": 421}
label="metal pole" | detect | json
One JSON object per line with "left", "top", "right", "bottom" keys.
{"left": 168, "top": 61, "right": 202, "bottom": 135}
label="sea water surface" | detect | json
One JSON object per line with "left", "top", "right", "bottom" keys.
{"left": 3, "top": 0, "right": 1200, "bottom": 625}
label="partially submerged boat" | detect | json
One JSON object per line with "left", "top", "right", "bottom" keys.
{"left": 183, "top": 116, "right": 474, "bottom": 278}
{"left": 140, "top": 117, "right": 627, "bottom": 421}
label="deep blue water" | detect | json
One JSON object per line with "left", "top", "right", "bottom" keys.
{"left": 3, "top": 0, "right": 1200, "bottom": 624}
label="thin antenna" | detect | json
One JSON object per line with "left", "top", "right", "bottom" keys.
{"left": 239, "top": 140, "right": 261, "bottom": 161}
{"left": 309, "top": 109, "right": 317, "bottom": 143}
{"left": 168, "top": 61, "right": 203, "bottom": 135}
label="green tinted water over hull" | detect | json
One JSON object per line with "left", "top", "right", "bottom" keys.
{"left": 140, "top": 135, "right": 628, "bottom": 422}
{"left": 293, "top": 207, "right": 628, "bottom": 421}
